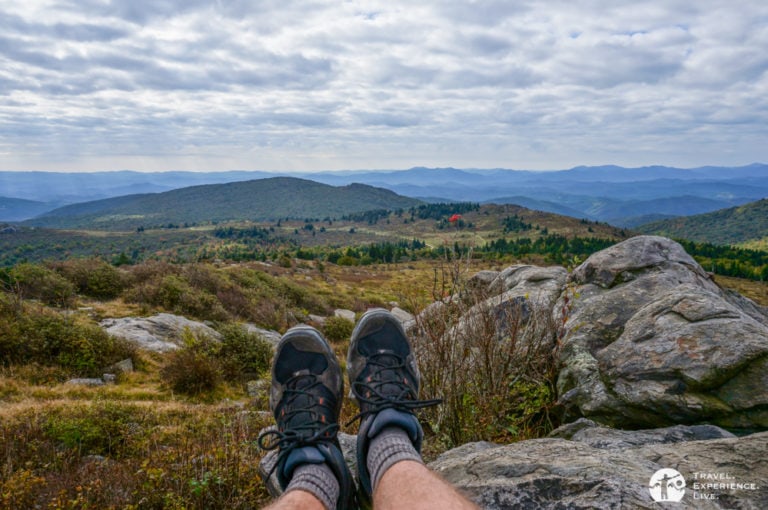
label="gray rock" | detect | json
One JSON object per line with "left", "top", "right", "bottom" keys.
{"left": 244, "top": 323, "right": 282, "bottom": 349}
{"left": 334, "top": 309, "right": 356, "bottom": 322}
{"left": 556, "top": 236, "right": 768, "bottom": 430}
{"left": 548, "top": 418, "right": 736, "bottom": 449}
{"left": 468, "top": 270, "right": 500, "bottom": 291}
{"left": 102, "top": 373, "right": 117, "bottom": 384}
{"left": 431, "top": 429, "right": 768, "bottom": 510}
{"left": 66, "top": 378, "right": 104, "bottom": 386}
{"left": 308, "top": 314, "right": 327, "bottom": 326}
{"left": 109, "top": 358, "right": 134, "bottom": 373}
{"left": 492, "top": 265, "right": 568, "bottom": 308}
{"left": 100, "top": 313, "right": 221, "bottom": 352}
{"left": 390, "top": 306, "right": 415, "bottom": 328}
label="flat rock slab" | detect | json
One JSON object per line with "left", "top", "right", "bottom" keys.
{"left": 432, "top": 429, "right": 768, "bottom": 509}
{"left": 100, "top": 313, "right": 221, "bottom": 352}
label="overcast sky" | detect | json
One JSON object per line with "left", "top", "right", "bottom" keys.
{"left": 0, "top": 1, "right": 766, "bottom": 172}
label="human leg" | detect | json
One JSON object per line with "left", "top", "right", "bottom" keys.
{"left": 347, "top": 309, "right": 478, "bottom": 509}
{"left": 262, "top": 487, "right": 325, "bottom": 510}
{"left": 258, "top": 326, "right": 355, "bottom": 510}
{"left": 374, "top": 460, "right": 478, "bottom": 510}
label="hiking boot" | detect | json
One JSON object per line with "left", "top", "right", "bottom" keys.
{"left": 258, "top": 326, "right": 355, "bottom": 509}
{"left": 347, "top": 309, "right": 441, "bottom": 504}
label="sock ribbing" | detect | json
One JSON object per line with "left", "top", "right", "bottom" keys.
{"left": 284, "top": 462, "right": 339, "bottom": 510}
{"left": 366, "top": 426, "right": 423, "bottom": 491}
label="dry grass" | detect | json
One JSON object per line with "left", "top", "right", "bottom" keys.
{"left": 715, "top": 275, "right": 768, "bottom": 306}
{"left": 0, "top": 372, "right": 273, "bottom": 510}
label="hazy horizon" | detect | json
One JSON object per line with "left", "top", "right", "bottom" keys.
{"left": 1, "top": 162, "right": 767, "bottom": 176}
{"left": 1, "top": 1, "right": 766, "bottom": 173}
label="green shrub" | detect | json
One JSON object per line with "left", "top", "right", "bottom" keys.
{"left": 162, "top": 349, "right": 222, "bottom": 396}
{"left": 161, "top": 324, "right": 274, "bottom": 395}
{"left": 0, "top": 294, "right": 136, "bottom": 376}
{"left": 161, "top": 330, "right": 222, "bottom": 395}
{"left": 322, "top": 315, "right": 355, "bottom": 343}
{"left": 124, "top": 273, "right": 229, "bottom": 321}
{"left": 44, "top": 402, "right": 136, "bottom": 456}
{"left": 49, "top": 258, "right": 125, "bottom": 299}
{"left": 8, "top": 263, "right": 75, "bottom": 307}
{"left": 216, "top": 323, "right": 273, "bottom": 382}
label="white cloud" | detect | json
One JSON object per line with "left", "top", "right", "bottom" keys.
{"left": 0, "top": 0, "right": 766, "bottom": 171}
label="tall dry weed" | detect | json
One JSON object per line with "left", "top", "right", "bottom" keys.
{"left": 409, "top": 249, "right": 560, "bottom": 447}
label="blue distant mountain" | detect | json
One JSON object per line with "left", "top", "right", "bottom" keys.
{"left": 1, "top": 164, "right": 766, "bottom": 224}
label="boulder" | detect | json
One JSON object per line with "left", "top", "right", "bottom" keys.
{"left": 390, "top": 306, "right": 415, "bottom": 329}
{"left": 556, "top": 236, "right": 768, "bottom": 430}
{"left": 491, "top": 265, "right": 568, "bottom": 309}
{"left": 109, "top": 358, "right": 134, "bottom": 373}
{"left": 100, "top": 313, "right": 221, "bottom": 352}
{"left": 431, "top": 425, "right": 768, "bottom": 509}
{"left": 308, "top": 314, "right": 327, "bottom": 326}
{"left": 256, "top": 422, "right": 766, "bottom": 509}
{"left": 244, "top": 323, "right": 282, "bottom": 349}
{"left": 334, "top": 309, "right": 356, "bottom": 322}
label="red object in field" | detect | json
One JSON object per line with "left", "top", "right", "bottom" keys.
{"left": 448, "top": 214, "right": 462, "bottom": 223}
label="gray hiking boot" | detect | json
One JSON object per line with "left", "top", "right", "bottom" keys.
{"left": 257, "top": 326, "right": 355, "bottom": 509}
{"left": 346, "top": 309, "right": 441, "bottom": 504}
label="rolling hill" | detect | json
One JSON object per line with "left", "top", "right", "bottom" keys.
{"left": 636, "top": 198, "right": 768, "bottom": 245}
{"left": 0, "top": 196, "right": 55, "bottom": 221}
{"left": 25, "top": 177, "right": 423, "bottom": 230}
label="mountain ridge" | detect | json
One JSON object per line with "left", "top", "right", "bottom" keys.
{"left": 25, "top": 177, "right": 423, "bottom": 230}
{"left": 3, "top": 164, "right": 768, "bottom": 225}
{"left": 636, "top": 198, "right": 768, "bottom": 245}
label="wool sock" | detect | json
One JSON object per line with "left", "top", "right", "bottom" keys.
{"left": 284, "top": 462, "right": 339, "bottom": 510}
{"left": 366, "top": 425, "right": 423, "bottom": 491}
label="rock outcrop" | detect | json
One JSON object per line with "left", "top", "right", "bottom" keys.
{"left": 457, "top": 236, "right": 768, "bottom": 430}
{"left": 431, "top": 421, "right": 767, "bottom": 509}
{"left": 555, "top": 236, "right": 768, "bottom": 430}
{"left": 100, "top": 313, "right": 222, "bottom": 352}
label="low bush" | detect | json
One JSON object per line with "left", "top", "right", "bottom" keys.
{"left": 322, "top": 315, "right": 355, "bottom": 344}
{"left": 4, "top": 263, "right": 75, "bottom": 307}
{"left": 216, "top": 323, "right": 273, "bottom": 382}
{"left": 49, "top": 258, "right": 126, "bottom": 299}
{"left": 161, "top": 331, "right": 222, "bottom": 396}
{"left": 0, "top": 294, "right": 136, "bottom": 376}
{"left": 161, "top": 324, "right": 272, "bottom": 395}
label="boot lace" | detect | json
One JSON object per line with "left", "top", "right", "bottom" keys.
{"left": 346, "top": 352, "right": 441, "bottom": 426}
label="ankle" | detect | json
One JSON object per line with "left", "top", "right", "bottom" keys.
{"left": 285, "top": 462, "right": 340, "bottom": 510}
{"left": 366, "top": 426, "right": 424, "bottom": 492}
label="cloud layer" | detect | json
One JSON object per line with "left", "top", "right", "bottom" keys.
{"left": 1, "top": 0, "right": 766, "bottom": 171}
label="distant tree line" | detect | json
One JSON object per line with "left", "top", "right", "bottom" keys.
{"left": 481, "top": 235, "right": 616, "bottom": 265}
{"left": 502, "top": 214, "right": 533, "bottom": 233}
{"left": 410, "top": 202, "right": 480, "bottom": 221}
{"left": 677, "top": 239, "right": 768, "bottom": 281}
{"left": 341, "top": 209, "right": 396, "bottom": 225}
{"left": 213, "top": 226, "right": 274, "bottom": 240}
